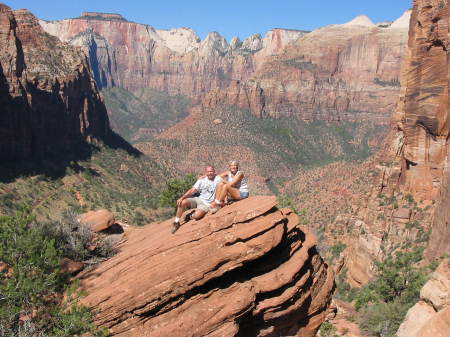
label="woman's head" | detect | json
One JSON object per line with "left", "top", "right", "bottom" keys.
{"left": 229, "top": 160, "right": 239, "bottom": 174}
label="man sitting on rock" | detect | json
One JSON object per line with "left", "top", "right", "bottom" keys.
{"left": 172, "top": 166, "right": 223, "bottom": 233}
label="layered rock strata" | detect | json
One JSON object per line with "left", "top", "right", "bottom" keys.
{"left": 40, "top": 12, "right": 409, "bottom": 122}
{"left": 78, "top": 196, "right": 335, "bottom": 336}
{"left": 203, "top": 13, "right": 410, "bottom": 122}
{"left": 343, "top": 0, "right": 450, "bottom": 286}
{"left": 397, "top": 259, "right": 450, "bottom": 337}
{"left": 0, "top": 5, "right": 109, "bottom": 161}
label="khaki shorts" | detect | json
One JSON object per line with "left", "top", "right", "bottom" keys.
{"left": 186, "top": 197, "right": 212, "bottom": 212}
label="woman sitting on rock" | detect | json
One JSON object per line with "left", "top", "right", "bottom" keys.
{"left": 210, "top": 160, "right": 249, "bottom": 211}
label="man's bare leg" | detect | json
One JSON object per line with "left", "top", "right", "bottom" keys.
{"left": 172, "top": 199, "right": 192, "bottom": 233}
{"left": 192, "top": 209, "right": 207, "bottom": 220}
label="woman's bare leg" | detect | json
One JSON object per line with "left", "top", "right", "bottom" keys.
{"left": 226, "top": 186, "right": 241, "bottom": 201}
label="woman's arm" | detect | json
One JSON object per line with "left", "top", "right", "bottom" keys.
{"left": 218, "top": 171, "right": 229, "bottom": 179}
{"left": 228, "top": 172, "right": 243, "bottom": 187}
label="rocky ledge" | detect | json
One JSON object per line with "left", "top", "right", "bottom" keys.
{"left": 78, "top": 196, "right": 335, "bottom": 336}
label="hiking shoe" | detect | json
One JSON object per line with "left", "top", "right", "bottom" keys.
{"left": 171, "top": 221, "right": 181, "bottom": 234}
{"left": 210, "top": 205, "right": 222, "bottom": 214}
{"left": 184, "top": 211, "right": 193, "bottom": 223}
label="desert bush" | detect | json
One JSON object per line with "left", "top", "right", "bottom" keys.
{"left": 33, "top": 210, "right": 93, "bottom": 261}
{"left": 158, "top": 174, "right": 197, "bottom": 208}
{"left": 330, "top": 243, "right": 347, "bottom": 260}
{"left": 33, "top": 210, "right": 118, "bottom": 261}
{"left": 355, "top": 248, "right": 427, "bottom": 336}
{"left": 0, "top": 210, "right": 106, "bottom": 336}
{"left": 359, "top": 301, "right": 405, "bottom": 337}
{"left": 319, "top": 321, "right": 338, "bottom": 337}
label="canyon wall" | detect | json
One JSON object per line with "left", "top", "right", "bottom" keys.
{"left": 0, "top": 5, "right": 110, "bottom": 161}
{"left": 343, "top": 0, "right": 449, "bottom": 286}
{"left": 203, "top": 13, "right": 410, "bottom": 122}
{"left": 40, "top": 11, "right": 410, "bottom": 122}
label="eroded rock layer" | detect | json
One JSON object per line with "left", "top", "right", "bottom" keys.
{"left": 343, "top": 0, "right": 450, "bottom": 286}
{"left": 79, "top": 196, "right": 334, "bottom": 337}
{"left": 39, "top": 12, "right": 409, "bottom": 122}
{"left": 0, "top": 4, "right": 109, "bottom": 161}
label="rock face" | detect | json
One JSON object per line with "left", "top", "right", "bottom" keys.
{"left": 0, "top": 5, "right": 110, "bottom": 161}
{"left": 397, "top": 259, "right": 450, "bottom": 337}
{"left": 39, "top": 11, "right": 409, "bottom": 122}
{"left": 343, "top": 0, "right": 450, "bottom": 286}
{"left": 203, "top": 12, "right": 410, "bottom": 122}
{"left": 78, "top": 196, "right": 335, "bottom": 336}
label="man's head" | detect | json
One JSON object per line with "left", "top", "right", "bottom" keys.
{"left": 205, "top": 166, "right": 216, "bottom": 180}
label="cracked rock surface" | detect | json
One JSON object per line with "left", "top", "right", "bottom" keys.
{"left": 79, "top": 196, "right": 334, "bottom": 337}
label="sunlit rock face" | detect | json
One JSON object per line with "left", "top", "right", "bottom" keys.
{"left": 344, "top": 0, "right": 450, "bottom": 286}
{"left": 40, "top": 11, "right": 409, "bottom": 122}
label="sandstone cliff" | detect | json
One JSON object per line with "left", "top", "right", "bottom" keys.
{"left": 39, "top": 11, "right": 409, "bottom": 122}
{"left": 0, "top": 4, "right": 110, "bottom": 161}
{"left": 343, "top": 0, "right": 449, "bottom": 286}
{"left": 203, "top": 13, "right": 410, "bottom": 122}
{"left": 78, "top": 196, "right": 335, "bottom": 336}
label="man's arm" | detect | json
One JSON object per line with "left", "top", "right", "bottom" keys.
{"left": 176, "top": 187, "right": 198, "bottom": 206}
{"left": 218, "top": 171, "right": 229, "bottom": 179}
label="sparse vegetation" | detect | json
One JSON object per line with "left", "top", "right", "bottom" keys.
{"left": 103, "top": 87, "right": 190, "bottom": 143}
{"left": 330, "top": 243, "right": 347, "bottom": 260}
{"left": 0, "top": 210, "right": 107, "bottom": 337}
{"left": 319, "top": 321, "right": 339, "bottom": 337}
{"left": 353, "top": 248, "right": 428, "bottom": 337}
{"left": 0, "top": 142, "right": 168, "bottom": 225}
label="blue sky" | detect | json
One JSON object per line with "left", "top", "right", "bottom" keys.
{"left": 5, "top": 0, "right": 412, "bottom": 40}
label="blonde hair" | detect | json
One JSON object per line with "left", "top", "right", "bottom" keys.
{"left": 229, "top": 160, "right": 239, "bottom": 166}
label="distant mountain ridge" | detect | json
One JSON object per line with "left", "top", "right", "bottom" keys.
{"left": 39, "top": 10, "right": 411, "bottom": 123}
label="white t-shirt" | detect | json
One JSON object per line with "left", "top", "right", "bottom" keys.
{"left": 193, "top": 176, "right": 222, "bottom": 204}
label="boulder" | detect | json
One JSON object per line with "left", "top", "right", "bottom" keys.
{"left": 78, "top": 196, "right": 334, "bottom": 336}
{"left": 78, "top": 209, "right": 115, "bottom": 233}
{"left": 60, "top": 258, "right": 84, "bottom": 275}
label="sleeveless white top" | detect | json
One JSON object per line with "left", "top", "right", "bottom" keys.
{"left": 227, "top": 170, "right": 249, "bottom": 193}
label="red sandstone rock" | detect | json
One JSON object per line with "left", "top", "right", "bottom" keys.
{"left": 60, "top": 258, "right": 84, "bottom": 275}
{"left": 344, "top": 0, "right": 450, "bottom": 285}
{"left": 77, "top": 197, "right": 334, "bottom": 336}
{"left": 0, "top": 5, "right": 110, "bottom": 161}
{"left": 78, "top": 209, "right": 115, "bottom": 232}
{"left": 39, "top": 11, "right": 409, "bottom": 122}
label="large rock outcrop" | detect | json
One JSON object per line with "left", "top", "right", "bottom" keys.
{"left": 343, "top": 0, "right": 450, "bottom": 286}
{"left": 0, "top": 4, "right": 110, "bottom": 161}
{"left": 78, "top": 196, "right": 335, "bottom": 336}
{"left": 39, "top": 11, "right": 409, "bottom": 122}
{"left": 397, "top": 259, "right": 450, "bottom": 337}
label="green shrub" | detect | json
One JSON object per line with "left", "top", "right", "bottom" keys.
{"left": 0, "top": 210, "right": 106, "bottom": 336}
{"left": 319, "top": 321, "right": 338, "bottom": 337}
{"left": 355, "top": 248, "right": 427, "bottom": 336}
{"left": 158, "top": 174, "right": 197, "bottom": 208}
{"left": 330, "top": 243, "right": 347, "bottom": 260}
{"left": 359, "top": 301, "right": 405, "bottom": 337}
